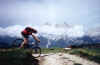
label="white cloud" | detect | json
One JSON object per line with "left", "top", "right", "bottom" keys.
{"left": 0, "top": 24, "right": 85, "bottom": 39}
{"left": 0, "top": 0, "right": 100, "bottom": 29}
{"left": 67, "top": 25, "right": 85, "bottom": 37}
{"left": 87, "top": 27, "right": 100, "bottom": 36}
{"left": 0, "top": 25, "right": 25, "bottom": 37}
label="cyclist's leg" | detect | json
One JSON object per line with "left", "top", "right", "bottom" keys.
{"left": 20, "top": 32, "right": 29, "bottom": 48}
{"left": 20, "top": 38, "right": 28, "bottom": 48}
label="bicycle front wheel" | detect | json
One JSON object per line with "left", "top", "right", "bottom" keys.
{"left": 32, "top": 47, "right": 41, "bottom": 58}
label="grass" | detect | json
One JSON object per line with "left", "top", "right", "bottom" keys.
{"left": 0, "top": 48, "right": 34, "bottom": 65}
{"left": 41, "top": 48, "right": 68, "bottom": 54}
{"left": 68, "top": 48, "right": 100, "bottom": 63}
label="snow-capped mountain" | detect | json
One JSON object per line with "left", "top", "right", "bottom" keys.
{"left": 0, "top": 23, "right": 100, "bottom": 48}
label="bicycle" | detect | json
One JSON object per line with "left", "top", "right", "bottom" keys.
{"left": 12, "top": 38, "right": 41, "bottom": 58}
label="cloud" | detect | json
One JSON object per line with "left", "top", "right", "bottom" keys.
{"left": 0, "top": 24, "right": 85, "bottom": 39}
{"left": 0, "top": 25, "right": 25, "bottom": 37}
{"left": 0, "top": 0, "right": 100, "bottom": 38}
{"left": 87, "top": 27, "right": 100, "bottom": 36}
{"left": 67, "top": 25, "right": 84, "bottom": 37}
{"left": 0, "top": 0, "right": 100, "bottom": 29}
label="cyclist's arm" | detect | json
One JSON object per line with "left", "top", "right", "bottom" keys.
{"left": 32, "top": 33, "right": 40, "bottom": 42}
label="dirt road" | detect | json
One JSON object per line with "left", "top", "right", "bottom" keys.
{"left": 38, "top": 53, "right": 100, "bottom": 65}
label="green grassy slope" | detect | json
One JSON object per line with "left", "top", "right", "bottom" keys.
{"left": 68, "top": 48, "right": 100, "bottom": 63}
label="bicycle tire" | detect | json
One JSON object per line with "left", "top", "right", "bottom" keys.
{"left": 12, "top": 38, "right": 24, "bottom": 48}
{"left": 32, "top": 47, "right": 41, "bottom": 58}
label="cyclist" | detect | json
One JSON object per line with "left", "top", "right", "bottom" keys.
{"left": 20, "top": 26, "right": 40, "bottom": 48}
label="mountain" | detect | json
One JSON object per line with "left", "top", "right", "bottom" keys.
{"left": 0, "top": 23, "right": 100, "bottom": 48}
{"left": 0, "top": 35, "right": 16, "bottom": 48}
{"left": 0, "top": 34, "right": 100, "bottom": 48}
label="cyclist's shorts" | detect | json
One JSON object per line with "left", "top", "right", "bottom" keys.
{"left": 23, "top": 44, "right": 29, "bottom": 48}
{"left": 21, "top": 32, "right": 29, "bottom": 38}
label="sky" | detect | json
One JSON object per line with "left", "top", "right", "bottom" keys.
{"left": 0, "top": 0, "right": 100, "bottom": 28}
{"left": 0, "top": 0, "right": 100, "bottom": 37}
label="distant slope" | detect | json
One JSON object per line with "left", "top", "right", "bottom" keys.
{"left": 0, "top": 35, "right": 100, "bottom": 48}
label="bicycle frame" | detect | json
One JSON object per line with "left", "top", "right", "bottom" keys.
{"left": 12, "top": 38, "right": 41, "bottom": 58}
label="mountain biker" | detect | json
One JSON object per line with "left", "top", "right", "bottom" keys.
{"left": 20, "top": 26, "right": 40, "bottom": 48}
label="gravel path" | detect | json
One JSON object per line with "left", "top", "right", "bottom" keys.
{"left": 61, "top": 53, "right": 100, "bottom": 65}
{"left": 39, "top": 53, "right": 100, "bottom": 65}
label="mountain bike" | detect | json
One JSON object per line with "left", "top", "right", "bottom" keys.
{"left": 12, "top": 38, "right": 41, "bottom": 58}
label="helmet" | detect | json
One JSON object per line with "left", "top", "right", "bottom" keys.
{"left": 25, "top": 27, "right": 37, "bottom": 33}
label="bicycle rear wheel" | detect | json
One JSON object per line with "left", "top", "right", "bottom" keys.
{"left": 12, "top": 38, "right": 24, "bottom": 48}
{"left": 32, "top": 47, "right": 41, "bottom": 58}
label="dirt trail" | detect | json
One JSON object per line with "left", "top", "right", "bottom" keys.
{"left": 38, "top": 53, "right": 100, "bottom": 65}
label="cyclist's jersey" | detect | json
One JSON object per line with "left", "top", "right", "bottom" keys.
{"left": 22, "top": 29, "right": 32, "bottom": 35}
{"left": 21, "top": 27, "right": 37, "bottom": 35}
